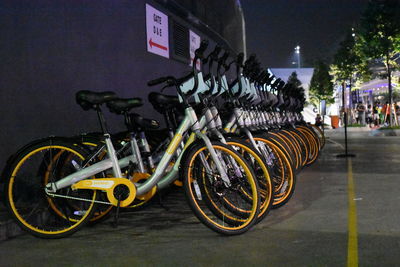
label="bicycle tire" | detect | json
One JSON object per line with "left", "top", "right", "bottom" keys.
{"left": 253, "top": 135, "right": 296, "bottom": 208}
{"left": 4, "top": 138, "right": 97, "bottom": 238}
{"left": 226, "top": 136, "right": 274, "bottom": 223}
{"left": 181, "top": 140, "right": 260, "bottom": 235}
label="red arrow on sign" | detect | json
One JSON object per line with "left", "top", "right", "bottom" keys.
{"left": 149, "top": 38, "right": 168, "bottom": 51}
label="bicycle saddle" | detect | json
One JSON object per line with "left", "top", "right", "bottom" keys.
{"left": 106, "top": 98, "right": 143, "bottom": 114}
{"left": 129, "top": 113, "right": 160, "bottom": 130}
{"left": 76, "top": 90, "right": 117, "bottom": 110}
{"left": 148, "top": 92, "right": 180, "bottom": 113}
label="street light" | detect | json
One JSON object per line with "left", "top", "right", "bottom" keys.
{"left": 295, "top": 45, "right": 300, "bottom": 68}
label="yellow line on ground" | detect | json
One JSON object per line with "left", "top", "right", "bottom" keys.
{"left": 347, "top": 158, "right": 358, "bottom": 267}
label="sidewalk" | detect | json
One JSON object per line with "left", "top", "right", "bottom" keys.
{"left": 1, "top": 133, "right": 400, "bottom": 266}
{"left": 325, "top": 126, "right": 400, "bottom": 137}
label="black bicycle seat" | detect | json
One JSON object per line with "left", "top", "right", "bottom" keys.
{"left": 76, "top": 90, "right": 117, "bottom": 110}
{"left": 106, "top": 98, "right": 143, "bottom": 114}
{"left": 129, "top": 113, "right": 160, "bottom": 130}
{"left": 148, "top": 92, "right": 181, "bottom": 114}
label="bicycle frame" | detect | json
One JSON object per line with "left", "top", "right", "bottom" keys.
{"left": 45, "top": 106, "right": 230, "bottom": 196}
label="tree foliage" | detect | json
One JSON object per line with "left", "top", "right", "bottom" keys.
{"left": 286, "top": 71, "right": 302, "bottom": 88}
{"left": 286, "top": 71, "right": 306, "bottom": 103}
{"left": 358, "top": 0, "right": 400, "bottom": 69}
{"left": 357, "top": 0, "right": 400, "bottom": 124}
{"left": 309, "top": 60, "right": 334, "bottom": 104}
{"left": 331, "top": 0, "right": 400, "bottom": 84}
{"left": 332, "top": 31, "right": 361, "bottom": 81}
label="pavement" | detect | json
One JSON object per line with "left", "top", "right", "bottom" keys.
{"left": 1, "top": 129, "right": 400, "bottom": 266}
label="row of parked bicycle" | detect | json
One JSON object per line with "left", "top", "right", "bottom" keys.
{"left": 2, "top": 40, "right": 324, "bottom": 238}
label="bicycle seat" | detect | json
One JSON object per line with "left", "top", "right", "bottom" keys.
{"left": 148, "top": 92, "right": 180, "bottom": 114}
{"left": 76, "top": 90, "right": 117, "bottom": 110}
{"left": 106, "top": 98, "right": 143, "bottom": 114}
{"left": 129, "top": 113, "right": 160, "bottom": 130}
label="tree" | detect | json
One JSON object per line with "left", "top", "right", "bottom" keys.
{"left": 357, "top": 0, "right": 400, "bottom": 125}
{"left": 331, "top": 29, "right": 368, "bottom": 123}
{"left": 309, "top": 60, "right": 334, "bottom": 113}
{"left": 331, "top": 30, "right": 370, "bottom": 85}
{"left": 286, "top": 72, "right": 307, "bottom": 110}
{"left": 286, "top": 71, "right": 302, "bottom": 88}
{"left": 286, "top": 71, "right": 306, "bottom": 102}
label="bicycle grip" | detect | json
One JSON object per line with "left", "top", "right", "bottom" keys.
{"left": 236, "top": 52, "right": 244, "bottom": 65}
{"left": 271, "top": 78, "right": 281, "bottom": 88}
{"left": 211, "top": 45, "right": 221, "bottom": 60}
{"left": 249, "top": 54, "right": 257, "bottom": 61}
{"left": 277, "top": 81, "right": 285, "bottom": 90}
{"left": 195, "top": 39, "right": 209, "bottom": 59}
{"left": 219, "top": 51, "right": 230, "bottom": 64}
{"left": 262, "top": 71, "right": 271, "bottom": 81}
{"left": 147, "top": 77, "right": 170, "bottom": 86}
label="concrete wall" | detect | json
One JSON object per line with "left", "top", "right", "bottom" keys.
{"left": 0, "top": 0, "right": 244, "bottom": 170}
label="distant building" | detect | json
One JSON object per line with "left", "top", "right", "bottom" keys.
{"left": 358, "top": 71, "right": 399, "bottom": 103}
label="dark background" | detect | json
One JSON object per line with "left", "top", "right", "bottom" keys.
{"left": 241, "top": 0, "right": 369, "bottom": 67}
{"left": 0, "top": 0, "right": 369, "bottom": 171}
{"left": 0, "top": 0, "right": 243, "bottom": 170}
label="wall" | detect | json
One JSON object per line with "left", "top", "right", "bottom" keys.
{"left": 0, "top": 0, "right": 244, "bottom": 170}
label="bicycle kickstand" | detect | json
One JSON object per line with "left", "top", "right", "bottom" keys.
{"left": 112, "top": 199, "right": 121, "bottom": 228}
{"left": 157, "top": 192, "right": 170, "bottom": 211}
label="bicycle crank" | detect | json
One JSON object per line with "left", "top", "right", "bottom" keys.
{"left": 71, "top": 178, "right": 136, "bottom": 207}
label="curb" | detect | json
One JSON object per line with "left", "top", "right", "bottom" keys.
{"left": 0, "top": 218, "right": 24, "bottom": 241}
{"left": 325, "top": 128, "right": 400, "bottom": 137}
{"left": 0, "top": 201, "right": 24, "bottom": 241}
{"left": 370, "top": 129, "right": 400, "bottom": 136}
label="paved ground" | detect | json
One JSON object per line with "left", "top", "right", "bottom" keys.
{"left": 1, "top": 130, "right": 400, "bottom": 266}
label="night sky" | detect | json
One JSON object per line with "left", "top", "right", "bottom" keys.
{"left": 241, "top": 0, "right": 370, "bottom": 68}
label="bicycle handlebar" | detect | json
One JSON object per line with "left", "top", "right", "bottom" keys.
{"left": 236, "top": 52, "right": 244, "bottom": 66}
{"left": 210, "top": 46, "right": 221, "bottom": 61}
{"left": 147, "top": 76, "right": 175, "bottom": 87}
{"left": 147, "top": 40, "right": 209, "bottom": 104}
{"left": 195, "top": 39, "right": 209, "bottom": 59}
{"left": 219, "top": 51, "right": 229, "bottom": 64}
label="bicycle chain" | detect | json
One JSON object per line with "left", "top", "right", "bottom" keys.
{"left": 46, "top": 192, "right": 112, "bottom": 205}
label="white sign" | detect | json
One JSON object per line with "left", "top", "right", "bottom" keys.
{"left": 189, "top": 30, "right": 201, "bottom": 70}
{"left": 146, "top": 4, "right": 169, "bottom": 58}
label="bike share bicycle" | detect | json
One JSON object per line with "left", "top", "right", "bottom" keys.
{"left": 3, "top": 41, "right": 262, "bottom": 238}
{"left": 2, "top": 40, "right": 325, "bottom": 238}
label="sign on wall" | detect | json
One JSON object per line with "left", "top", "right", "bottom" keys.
{"left": 189, "top": 30, "right": 201, "bottom": 70}
{"left": 146, "top": 4, "right": 169, "bottom": 58}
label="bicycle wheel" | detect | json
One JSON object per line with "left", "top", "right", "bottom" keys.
{"left": 310, "top": 124, "right": 325, "bottom": 149}
{"left": 267, "top": 131, "right": 300, "bottom": 172}
{"left": 181, "top": 140, "right": 260, "bottom": 235}
{"left": 303, "top": 124, "right": 323, "bottom": 152}
{"left": 269, "top": 131, "right": 300, "bottom": 172}
{"left": 4, "top": 138, "right": 97, "bottom": 238}
{"left": 253, "top": 135, "right": 296, "bottom": 208}
{"left": 296, "top": 126, "right": 319, "bottom": 165}
{"left": 287, "top": 129, "right": 309, "bottom": 167}
{"left": 226, "top": 137, "right": 273, "bottom": 223}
